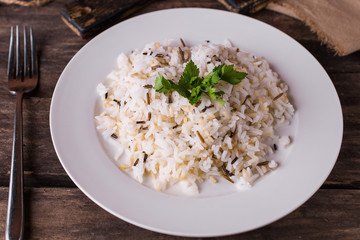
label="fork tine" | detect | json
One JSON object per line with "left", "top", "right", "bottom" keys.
{"left": 23, "top": 26, "right": 28, "bottom": 78}
{"left": 7, "top": 26, "right": 15, "bottom": 80}
{"left": 30, "top": 26, "right": 37, "bottom": 78}
{"left": 15, "top": 25, "right": 20, "bottom": 79}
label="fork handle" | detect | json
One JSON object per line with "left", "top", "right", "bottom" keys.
{"left": 6, "top": 92, "right": 24, "bottom": 240}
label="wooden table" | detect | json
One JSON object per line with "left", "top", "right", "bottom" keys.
{"left": 0, "top": 1, "right": 359, "bottom": 239}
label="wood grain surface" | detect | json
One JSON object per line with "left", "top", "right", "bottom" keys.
{"left": 0, "top": 0, "right": 359, "bottom": 239}
{"left": 60, "top": 0, "right": 151, "bottom": 38}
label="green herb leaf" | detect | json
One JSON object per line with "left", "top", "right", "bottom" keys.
{"left": 179, "top": 60, "right": 200, "bottom": 88}
{"left": 188, "top": 86, "right": 202, "bottom": 104}
{"left": 218, "top": 65, "right": 247, "bottom": 85}
{"left": 154, "top": 73, "right": 173, "bottom": 94}
{"left": 153, "top": 60, "right": 247, "bottom": 106}
{"left": 206, "top": 87, "right": 226, "bottom": 105}
{"left": 172, "top": 83, "right": 191, "bottom": 98}
{"left": 202, "top": 70, "right": 220, "bottom": 89}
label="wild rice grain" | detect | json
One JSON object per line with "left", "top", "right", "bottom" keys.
{"left": 196, "top": 131, "right": 205, "bottom": 143}
{"left": 147, "top": 92, "right": 151, "bottom": 104}
{"left": 231, "top": 157, "right": 238, "bottom": 164}
{"left": 143, "top": 152, "right": 148, "bottom": 162}
{"left": 180, "top": 38, "right": 186, "bottom": 47}
{"left": 178, "top": 47, "right": 185, "bottom": 63}
{"left": 273, "top": 92, "right": 284, "bottom": 101}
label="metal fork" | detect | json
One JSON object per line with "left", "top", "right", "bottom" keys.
{"left": 6, "top": 25, "right": 38, "bottom": 240}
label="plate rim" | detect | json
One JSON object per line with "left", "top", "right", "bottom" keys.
{"left": 50, "top": 7, "right": 343, "bottom": 237}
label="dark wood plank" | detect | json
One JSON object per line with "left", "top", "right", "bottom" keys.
{"left": 0, "top": 96, "right": 73, "bottom": 187}
{"left": 61, "top": 0, "right": 151, "bottom": 38}
{"left": 0, "top": 187, "right": 358, "bottom": 239}
{"left": 325, "top": 73, "right": 360, "bottom": 189}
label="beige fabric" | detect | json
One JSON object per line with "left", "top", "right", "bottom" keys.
{"left": 267, "top": 0, "right": 360, "bottom": 56}
{"left": 0, "top": 0, "right": 51, "bottom": 6}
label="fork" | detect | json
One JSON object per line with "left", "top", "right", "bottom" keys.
{"left": 6, "top": 25, "right": 38, "bottom": 240}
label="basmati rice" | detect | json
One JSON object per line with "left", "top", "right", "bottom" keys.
{"left": 95, "top": 39, "right": 294, "bottom": 194}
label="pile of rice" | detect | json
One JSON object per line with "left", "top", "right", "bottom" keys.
{"left": 95, "top": 39, "right": 294, "bottom": 194}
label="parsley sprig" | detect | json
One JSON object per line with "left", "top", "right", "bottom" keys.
{"left": 154, "top": 60, "right": 247, "bottom": 105}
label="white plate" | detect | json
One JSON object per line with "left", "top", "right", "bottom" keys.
{"left": 50, "top": 8, "right": 343, "bottom": 237}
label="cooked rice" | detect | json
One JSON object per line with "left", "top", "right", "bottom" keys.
{"left": 95, "top": 39, "right": 294, "bottom": 194}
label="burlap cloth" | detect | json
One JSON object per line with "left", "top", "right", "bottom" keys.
{"left": 0, "top": 0, "right": 51, "bottom": 6}
{"left": 267, "top": 0, "right": 360, "bottom": 56}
